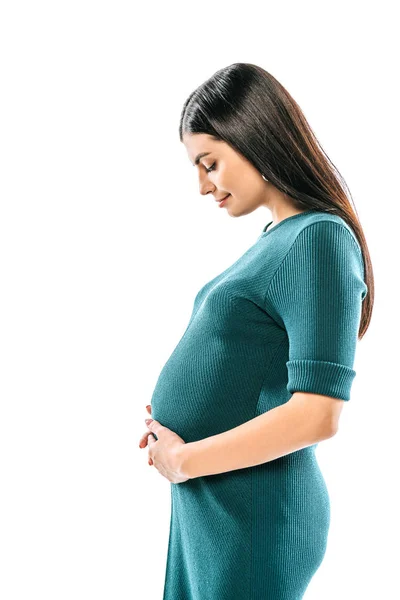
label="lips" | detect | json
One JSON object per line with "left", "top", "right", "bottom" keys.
{"left": 216, "top": 194, "right": 230, "bottom": 203}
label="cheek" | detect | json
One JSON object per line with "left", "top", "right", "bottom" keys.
{"left": 241, "top": 171, "right": 264, "bottom": 196}
{"left": 219, "top": 170, "right": 240, "bottom": 191}
{"left": 228, "top": 177, "right": 251, "bottom": 197}
{"left": 217, "top": 163, "right": 259, "bottom": 197}
{"left": 230, "top": 165, "right": 254, "bottom": 187}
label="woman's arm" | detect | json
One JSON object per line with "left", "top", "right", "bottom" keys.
{"left": 179, "top": 392, "right": 340, "bottom": 479}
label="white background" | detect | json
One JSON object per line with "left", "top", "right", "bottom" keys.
{"left": 1, "top": 1, "right": 398, "bottom": 598}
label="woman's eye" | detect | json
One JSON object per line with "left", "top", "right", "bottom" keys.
{"left": 205, "top": 162, "right": 216, "bottom": 174}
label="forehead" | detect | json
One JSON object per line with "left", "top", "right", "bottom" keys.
{"left": 182, "top": 133, "right": 224, "bottom": 165}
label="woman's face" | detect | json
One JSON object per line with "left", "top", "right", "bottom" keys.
{"left": 182, "top": 133, "right": 270, "bottom": 217}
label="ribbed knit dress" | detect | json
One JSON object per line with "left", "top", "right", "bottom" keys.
{"left": 150, "top": 210, "right": 368, "bottom": 600}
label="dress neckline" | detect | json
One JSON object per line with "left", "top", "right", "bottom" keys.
{"left": 261, "top": 210, "right": 316, "bottom": 237}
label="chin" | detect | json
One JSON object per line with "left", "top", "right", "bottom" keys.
{"left": 229, "top": 205, "right": 255, "bottom": 218}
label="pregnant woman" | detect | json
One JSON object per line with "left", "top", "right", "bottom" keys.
{"left": 138, "top": 63, "right": 374, "bottom": 599}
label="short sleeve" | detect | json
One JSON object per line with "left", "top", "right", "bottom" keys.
{"left": 265, "top": 221, "right": 368, "bottom": 401}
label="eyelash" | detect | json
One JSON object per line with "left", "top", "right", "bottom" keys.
{"left": 205, "top": 162, "right": 216, "bottom": 174}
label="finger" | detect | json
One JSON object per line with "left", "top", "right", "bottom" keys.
{"left": 145, "top": 419, "right": 163, "bottom": 438}
{"left": 138, "top": 431, "right": 152, "bottom": 448}
{"left": 147, "top": 433, "right": 155, "bottom": 465}
{"left": 146, "top": 404, "right": 152, "bottom": 415}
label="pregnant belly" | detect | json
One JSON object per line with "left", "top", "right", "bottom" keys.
{"left": 149, "top": 335, "right": 265, "bottom": 444}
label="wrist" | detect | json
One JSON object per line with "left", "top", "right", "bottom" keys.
{"left": 179, "top": 441, "right": 201, "bottom": 480}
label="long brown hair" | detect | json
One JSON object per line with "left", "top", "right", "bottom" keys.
{"left": 179, "top": 63, "right": 373, "bottom": 340}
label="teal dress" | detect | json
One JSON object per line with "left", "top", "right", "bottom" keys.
{"left": 150, "top": 210, "right": 367, "bottom": 600}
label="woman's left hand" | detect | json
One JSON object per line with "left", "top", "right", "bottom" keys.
{"left": 143, "top": 416, "right": 190, "bottom": 484}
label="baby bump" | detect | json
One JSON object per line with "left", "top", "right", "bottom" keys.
{"left": 150, "top": 336, "right": 266, "bottom": 444}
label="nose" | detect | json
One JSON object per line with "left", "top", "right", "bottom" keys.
{"left": 199, "top": 178, "right": 215, "bottom": 197}
{"left": 201, "top": 189, "right": 215, "bottom": 200}
{"left": 197, "top": 169, "right": 215, "bottom": 197}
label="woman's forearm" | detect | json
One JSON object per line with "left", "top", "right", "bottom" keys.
{"left": 179, "top": 394, "right": 335, "bottom": 479}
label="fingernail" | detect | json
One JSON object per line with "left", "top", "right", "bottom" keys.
{"left": 145, "top": 418, "right": 152, "bottom": 425}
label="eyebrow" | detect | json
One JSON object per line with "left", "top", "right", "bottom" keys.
{"left": 193, "top": 152, "right": 211, "bottom": 166}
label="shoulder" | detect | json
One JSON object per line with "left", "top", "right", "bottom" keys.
{"left": 288, "top": 211, "right": 364, "bottom": 271}
{"left": 266, "top": 212, "right": 367, "bottom": 304}
{"left": 295, "top": 211, "right": 360, "bottom": 247}
{"left": 263, "top": 213, "right": 368, "bottom": 333}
